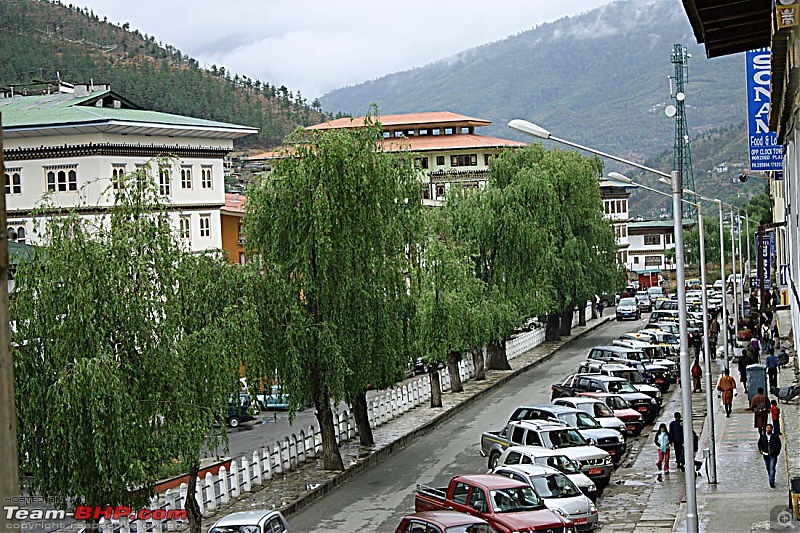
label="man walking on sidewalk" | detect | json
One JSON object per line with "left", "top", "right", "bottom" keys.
{"left": 750, "top": 387, "right": 770, "bottom": 435}
{"left": 668, "top": 412, "right": 685, "bottom": 471}
{"left": 766, "top": 350, "right": 779, "bottom": 390}
{"left": 757, "top": 424, "right": 782, "bottom": 488}
{"left": 691, "top": 359, "right": 702, "bottom": 393}
{"left": 717, "top": 368, "right": 737, "bottom": 418}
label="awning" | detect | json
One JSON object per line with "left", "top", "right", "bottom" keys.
{"left": 681, "top": 0, "right": 772, "bottom": 58}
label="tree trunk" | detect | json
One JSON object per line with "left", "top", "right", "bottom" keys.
{"left": 545, "top": 314, "right": 561, "bottom": 341}
{"left": 446, "top": 350, "right": 464, "bottom": 393}
{"left": 352, "top": 391, "right": 374, "bottom": 446}
{"left": 471, "top": 345, "right": 486, "bottom": 381}
{"left": 560, "top": 308, "right": 574, "bottom": 336}
{"left": 486, "top": 340, "right": 511, "bottom": 370}
{"left": 429, "top": 370, "right": 443, "bottom": 407}
{"left": 579, "top": 301, "right": 587, "bottom": 326}
{"left": 316, "top": 401, "right": 345, "bottom": 470}
{"left": 185, "top": 461, "right": 202, "bottom": 533}
{"left": 591, "top": 300, "right": 598, "bottom": 320}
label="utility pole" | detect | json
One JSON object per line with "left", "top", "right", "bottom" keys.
{"left": 670, "top": 44, "right": 696, "bottom": 216}
{"left": 0, "top": 119, "right": 20, "bottom": 532}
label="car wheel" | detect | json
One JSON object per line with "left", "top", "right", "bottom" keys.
{"left": 228, "top": 416, "right": 240, "bottom": 428}
{"left": 488, "top": 452, "right": 500, "bottom": 471}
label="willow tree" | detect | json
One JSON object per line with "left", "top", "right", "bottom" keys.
{"left": 243, "top": 110, "right": 420, "bottom": 466}
{"left": 450, "top": 145, "right": 559, "bottom": 370}
{"left": 12, "top": 163, "right": 241, "bottom": 533}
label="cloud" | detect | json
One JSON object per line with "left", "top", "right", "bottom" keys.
{"left": 75, "top": 0, "right": 618, "bottom": 98}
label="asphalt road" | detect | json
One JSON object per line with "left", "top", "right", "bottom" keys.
{"left": 286, "top": 315, "right": 651, "bottom": 532}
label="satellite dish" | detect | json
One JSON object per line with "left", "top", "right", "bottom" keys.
{"left": 676, "top": 92, "right": 686, "bottom": 101}
{"left": 665, "top": 105, "right": 677, "bottom": 118}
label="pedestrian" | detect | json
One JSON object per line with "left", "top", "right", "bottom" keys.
{"left": 654, "top": 422, "right": 670, "bottom": 481}
{"left": 597, "top": 299, "right": 604, "bottom": 317}
{"left": 709, "top": 315, "right": 720, "bottom": 359}
{"left": 779, "top": 348, "right": 790, "bottom": 367}
{"left": 727, "top": 317, "right": 736, "bottom": 348}
{"left": 751, "top": 337, "right": 761, "bottom": 363}
{"left": 750, "top": 387, "right": 770, "bottom": 435}
{"left": 691, "top": 359, "right": 702, "bottom": 393}
{"left": 668, "top": 412, "right": 685, "bottom": 471}
{"left": 692, "top": 330, "right": 702, "bottom": 358}
{"left": 766, "top": 350, "right": 779, "bottom": 390}
{"left": 771, "top": 399, "right": 781, "bottom": 436}
{"left": 738, "top": 349, "right": 750, "bottom": 394}
{"left": 757, "top": 423, "right": 782, "bottom": 488}
{"left": 717, "top": 368, "right": 737, "bottom": 418}
{"left": 773, "top": 324, "right": 781, "bottom": 350}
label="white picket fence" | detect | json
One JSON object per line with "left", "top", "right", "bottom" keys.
{"left": 106, "top": 302, "right": 593, "bottom": 533}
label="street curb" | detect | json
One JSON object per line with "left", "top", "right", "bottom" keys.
{"left": 279, "top": 317, "right": 613, "bottom": 518}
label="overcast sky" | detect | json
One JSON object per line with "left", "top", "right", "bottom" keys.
{"left": 74, "top": 1, "right": 616, "bottom": 99}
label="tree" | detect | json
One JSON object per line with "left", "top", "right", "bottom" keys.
{"left": 450, "top": 145, "right": 560, "bottom": 369}
{"left": 742, "top": 191, "right": 772, "bottom": 227}
{"left": 243, "top": 109, "right": 420, "bottom": 465}
{"left": 12, "top": 162, "right": 242, "bottom": 533}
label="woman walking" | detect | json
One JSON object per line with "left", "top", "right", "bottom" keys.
{"left": 655, "top": 423, "right": 670, "bottom": 481}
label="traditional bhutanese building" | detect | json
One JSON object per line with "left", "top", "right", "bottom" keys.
{"left": 1, "top": 82, "right": 257, "bottom": 252}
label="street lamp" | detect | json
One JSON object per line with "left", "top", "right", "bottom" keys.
{"left": 613, "top": 172, "right": 718, "bottom": 485}
{"left": 509, "top": 119, "right": 699, "bottom": 531}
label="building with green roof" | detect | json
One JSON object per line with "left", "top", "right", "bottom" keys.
{"left": 1, "top": 82, "right": 257, "bottom": 251}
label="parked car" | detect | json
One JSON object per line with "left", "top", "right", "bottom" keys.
{"left": 495, "top": 446, "right": 598, "bottom": 501}
{"left": 208, "top": 510, "right": 288, "bottom": 533}
{"left": 647, "top": 286, "right": 666, "bottom": 303}
{"left": 648, "top": 309, "right": 679, "bottom": 324}
{"left": 615, "top": 297, "right": 641, "bottom": 321}
{"left": 551, "top": 396, "right": 627, "bottom": 435}
{"left": 225, "top": 393, "right": 258, "bottom": 428}
{"left": 507, "top": 405, "right": 625, "bottom": 463}
{"left": 414, "top": 474, "right": 572, "bottom": 533}
{"left": 644, "top": 321, "right": 680, "bottom": 335}
{"left": 480, "top": 420, "right": 613, "bottom": 490}
{"left": 493, "top": 464, "right": 599, "bottom": 532}
{"left": 634, "top": 293, "right": 653, "bottom": 312}
{"left": 551, "top": 374, "right": 658, "bottom": 424}
{"left": 395, "top": 510, "right": 496, "bottom": 533}
{"left": 577, "top": 392, "right": 645, "bottom": 436}
{"left": 256, "top": 385, "right": 289, "bottom": 411}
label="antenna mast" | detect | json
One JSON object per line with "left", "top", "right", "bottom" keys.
{"left": 670, "top": 44, "right": 696, "bottom": 216}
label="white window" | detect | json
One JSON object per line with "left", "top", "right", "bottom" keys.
{"left": 179, "top": 216, "right": 191, "bottom": 240}
{"left": 45, "top": 167, "right": 78, "bottom": 192}
{"left": 181, "top": 166, "right": 193, "bottom": 189}
{"left": 111, "top": 164, "right": 126, "bottom": 190}
{"left": 159, "top": 169, "right": 171, "bottom": 196}
{"left": 199, "top": 215, "right": 210, "bottom": 237}
{"left": 201, "top": 167, "right": 213, "bottom": 189}
{"left": 5, "top": 169, "right": 21, "bottom": 195}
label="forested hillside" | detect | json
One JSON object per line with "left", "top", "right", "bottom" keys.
{"left": 0, "top": 0, "right": 335, "bottom": 149}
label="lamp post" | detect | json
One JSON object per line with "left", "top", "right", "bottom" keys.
{"left": 717, "top": 200, "right": 730, "bottom": 369}
{"left": 730, "top": 208, "right": 739, "bottom": 331}
{"left": 612, "top": 172, "right": 719, "bottom": 485}
{"left": 508, "top": 118, "right": 699, "bottom": 531}
{"left": 737, "top": 214, "right": 745, "bottom": 317}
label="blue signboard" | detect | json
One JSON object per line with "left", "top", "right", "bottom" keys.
{"left": 745, "top": 49, "right": 782, "bottom": 171}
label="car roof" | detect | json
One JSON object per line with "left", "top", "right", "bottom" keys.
{"left": 495, "top": 464, "right": 559, "bottom": 477}
{"left": 457, "top": 474, "right": 528, "bottom": 489}
{"left": 525, "top": 404, "right": 582, "bottom": 415}
{"left": 581, "top": 374, "right": 626, "bottom": 382}
{"left": 591, "top": 345, "right": 641, "bottom": 354}
{"left": 211, "top": 511, "right": 282, "bottom": 527}
{"left": 401, "top": 511, "right": 488, "bottom": 527}
{"left": 514, "top": 419, "right": 570, "bottom": 430}
{"left": 555, "top": 396, "right": 602, "bottom": 406}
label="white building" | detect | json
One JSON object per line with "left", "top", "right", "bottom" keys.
{"left": 599, "top": 179, "right": 633, "bottom": 266}
{"left": 1, "top": 82, "right": 257, "bottom": 251}
{"left": 626, "top": 219, "right": 695, "bottom": 272}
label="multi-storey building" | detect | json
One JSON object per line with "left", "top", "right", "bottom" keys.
{"left": 220, "top": 193, "right": 246, "bottom": 264}
{"left": 599, "top": 178, "right": 633, "bottom": 266}
{"left": 1, "top": 82, "right": 257, "bottom": 252}
{"left": 626, "top": 219, "right": 695, "bottom": 272}
{"left": 248, "top": 111, "right": 526, "bottom": 203}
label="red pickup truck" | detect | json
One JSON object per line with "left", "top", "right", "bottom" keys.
{"left": 415, "top": 474, "right": 574, "bottom": 533}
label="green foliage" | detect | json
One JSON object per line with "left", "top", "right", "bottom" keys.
{"left": 12, "top": 161, "right": 242, "bottom": 510}
{"left": 742, "top": 191, "right": 772, "bottom": 227}
{"left": 0, "top": 0, "right": 329, "bottom": 149}
{"left": 241, "top": 109, "right": 421, "bottom": 457}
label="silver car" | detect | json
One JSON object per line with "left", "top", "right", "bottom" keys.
{"left": 495, "top": 445, "right": 598, "bottom": 501}
{"left": 493, "top": 464, "right": 599, "bottom": 532}
{"left": 209, "top": 511, "right": 289, "bottom": 533}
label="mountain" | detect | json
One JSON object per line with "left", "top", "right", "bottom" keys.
{"left": 320, "top": 0, "right": 748, "bottom": 185}
{"left": 0, "top": 0, "right": 332, "bottom": 150}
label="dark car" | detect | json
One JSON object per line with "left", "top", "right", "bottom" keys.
{"left": 226, "top": 393, "right": 258, "bottom": 428}
{"left": 634, "top": 293, "right": 652, "bottom": 312}
{"left": 395, "top": 510, "right": 497, "bottom": 533}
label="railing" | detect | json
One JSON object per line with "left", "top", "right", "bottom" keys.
{"left": 102, "top": 301, "right": 592, "bottom": 533}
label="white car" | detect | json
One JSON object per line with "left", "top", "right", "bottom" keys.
{"left": 209, "top": 511, "right": 288, "bottom": 533}
{"left": 493, "top": 464, "right": 599, "bottom": 532}
{"left": 551, "top": 396, "right": 627, "bottom": 435}
{"left": 496, "top": 445, "right": 598, "bottom": 501}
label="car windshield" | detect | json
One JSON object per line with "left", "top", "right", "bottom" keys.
{"left": 619, "top": 298, "right": 636, "bottom": 306}
{"left": 546, "top": 428, "right": 587, "bottom": 448}
{"left": 530, "top": 473, "right": 583, "bottom": 499}
{"left": 574, "top": 412, "right": 600, "bottom": 429}
{"left": 621, "top": 370, "right": 644, "bottom": 383}
{"left": 445, "top": 525, "right": 498, "bottom": 533}
{"left": 648, "top": 287, "right": 663, "bottom": 295}
{"left": 490, "top": 487, "right": 545, "bottom": 513}
{"left": 210, "top": 527, "right": 259, "bottom": 533}
{"left": 606, "top": 380, "right": 638, "bottom": 394}
{"left": 535, "top": 455, "right": 581, "bottom": 474}
{"left": 605, "top": 395, "right": 631, "bottom": 410}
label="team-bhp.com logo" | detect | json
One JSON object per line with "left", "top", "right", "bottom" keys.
{"left": 4, "top": 506, "right": 187, "bottom": 522}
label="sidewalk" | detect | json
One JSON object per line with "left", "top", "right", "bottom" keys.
{"left": 199, "top": 315, "right": 613, "bottom": 530}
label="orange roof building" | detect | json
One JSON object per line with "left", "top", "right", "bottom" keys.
{"left": 248, "top": 111, "right": 525, "bottom": 201}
